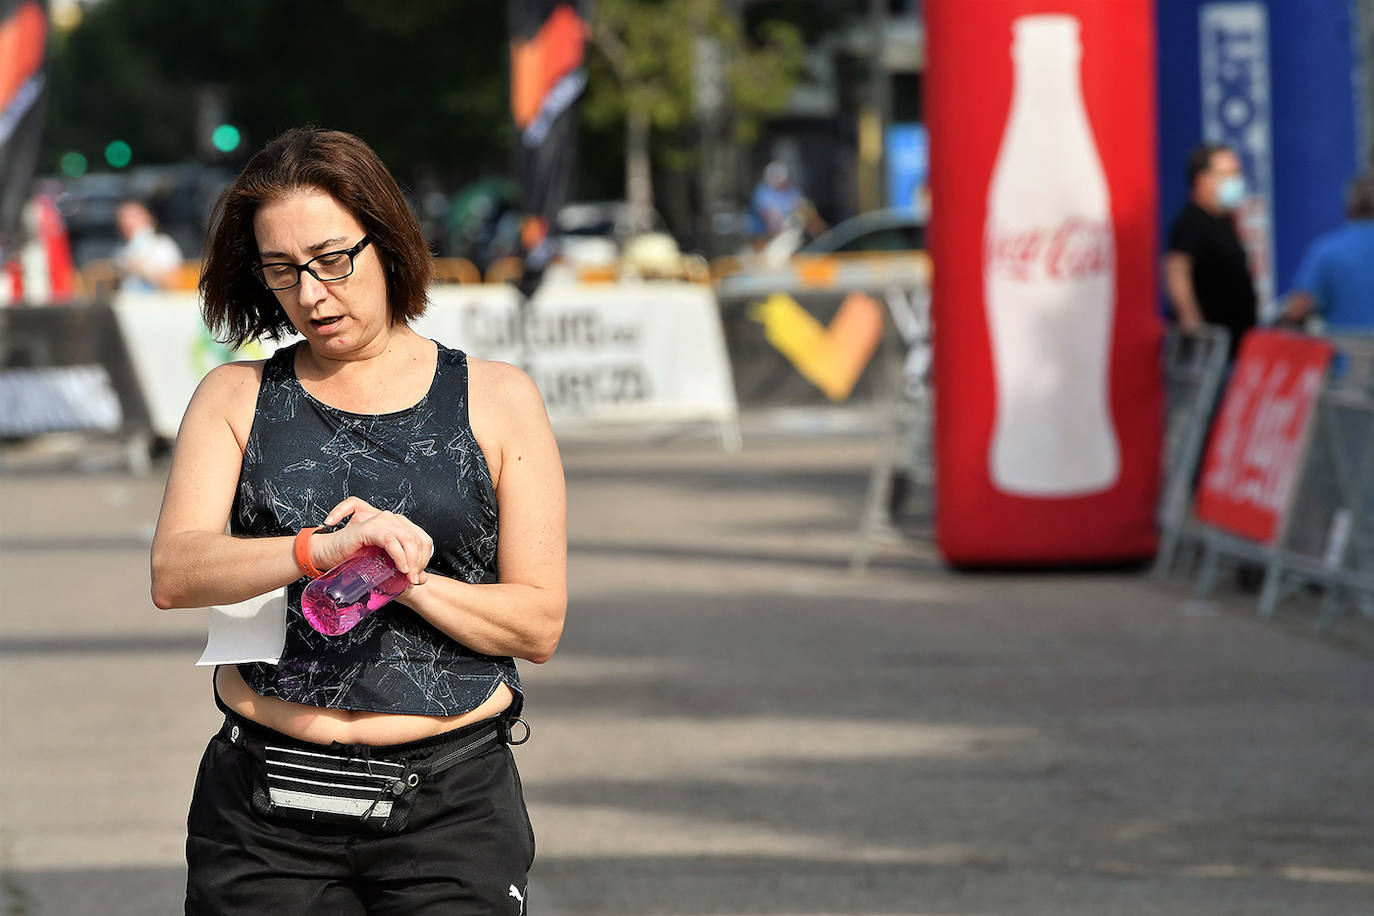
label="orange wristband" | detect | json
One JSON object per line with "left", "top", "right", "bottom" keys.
{"left": 294, "top": 526, "right": 326, "bottom": 579}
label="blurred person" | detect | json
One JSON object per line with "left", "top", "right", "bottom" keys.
{"left": 750, "top": 160, "right": 803, "bottom": 238}
{"left": 114, "top": 198, "right": 183, "bottom": 291}
{"left": 749, "top": 160, "right": 827, "bottom": 252}
{"left": 2, "top": 191, "right": 75, "bottom": 304}
{"left": 150, "top": 128, "right": 566, "bottom": 913}
{"left": 1275, "top": 169, "right": 1374, "bottom": 332}
{"left": 1165, "top": 144, "right": 1268, "bottom": 591}
{"left": 1162, "top": 143, "right": 1257, "bottom": 356}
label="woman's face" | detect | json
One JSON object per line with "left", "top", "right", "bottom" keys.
{"left": 253, "top": 188, "right": 391, "bottom": 359}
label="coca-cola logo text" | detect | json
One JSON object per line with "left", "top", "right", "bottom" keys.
{"left": 984, "top": 218, "right": 1115, "bottom": 281}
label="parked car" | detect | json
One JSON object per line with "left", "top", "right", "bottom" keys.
{"left": 797, "top": 208, "right": 925, "bottom": 255}
{"left": 712, "top": 207, "right": 928, "bottom": 297}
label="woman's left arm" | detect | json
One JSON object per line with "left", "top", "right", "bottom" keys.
{"left": 396, "top": 362, "right": 567, "bottom": 663}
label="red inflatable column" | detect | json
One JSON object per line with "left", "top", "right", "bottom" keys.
{"left": 926, "top": 0, "right": 1163, "bottom": 565}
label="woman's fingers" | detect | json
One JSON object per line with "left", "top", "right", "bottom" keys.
{"left": 371, "top": 518, "right": 432, "bottom": 583}
{"left": 317, "top": 500, "right": 432, "bottom": 580}
{"left": 382, "top": 532, "right": 411, "bottom": 577}
{"left": 324, "top": 496, "right": 377, "bottom": 527}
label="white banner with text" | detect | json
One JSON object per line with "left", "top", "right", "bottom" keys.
{"left": 113, "top": 283, "right": 738, "bottom": 441}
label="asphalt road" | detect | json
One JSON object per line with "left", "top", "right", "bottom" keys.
{"left": 1, "top": 421, "right": 1372, "bottom": 915}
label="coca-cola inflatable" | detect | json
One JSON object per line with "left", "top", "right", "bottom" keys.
{"left": 927, "top": 1, "right": 1163, "bottom": 565}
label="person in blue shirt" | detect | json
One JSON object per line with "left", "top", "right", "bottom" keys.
{"left": 749, "top": 161, "right": 803, "bottom": 239}
{"left": 1278, "top": 170, "right": 1374, "bottom": 331}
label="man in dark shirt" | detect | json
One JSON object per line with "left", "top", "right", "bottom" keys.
{"left": 1163, "top": 143, "right": 1257, "bottom": 355}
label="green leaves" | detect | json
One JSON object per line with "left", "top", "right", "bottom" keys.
{"left": 585, "top": 0, "right": 804, "bottom": 168}
{"left": 44, "top": 0, "right": 510, "bottom": 187}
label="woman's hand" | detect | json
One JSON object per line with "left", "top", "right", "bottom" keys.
{"left": 311, "top": 497, "right": 434, "bottom": 587}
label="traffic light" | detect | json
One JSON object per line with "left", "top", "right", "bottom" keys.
{"left": 59, "top": 151, "right": 88, "bottom": 177}
{"left": 211, "top": 124, "right": 241, "bottom": 154}
{"left": 104, "top": 140, "right": 132, "bottom": 168}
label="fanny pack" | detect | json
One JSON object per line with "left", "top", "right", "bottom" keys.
{"left": 220, "top": 712, "right": 529, "bottom": 833}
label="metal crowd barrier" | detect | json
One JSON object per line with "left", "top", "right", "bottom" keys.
{"left": 713, "top": 251, "right": 931, "bottom": 298}
{"left": 853, "top": 320, "right": 1233, "bottom": 576}
{"left": 1193, "top": 333, "right": 1374, "bottom": 631}
{"left": 850, "top": 283, "right": 933, "bottom": 572}
{"left": 1152, "top": 325, "right": 1232, "bottom": 579}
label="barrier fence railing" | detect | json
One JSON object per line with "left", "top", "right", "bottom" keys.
{"left": 843, "top": 315, "right": 1373, "bottom": 636}
{"left": 853, "top": 321, "right": 1229, "bottom": 576}
{"left": 1153, "top": 324, "right": 1232, "bottom": 579}
{"left": 1191, "top": 332, "right": 1374, "bottom": 631}
{"left": 2, "top": 281, "right": 745, "bottom": 471}
{"left": 850, "top": 283, "right": 933, "bottom": 572}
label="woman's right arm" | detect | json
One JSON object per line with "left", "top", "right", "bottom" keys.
{"left": 150, "top": 361, "right": 304, "bottom": 610}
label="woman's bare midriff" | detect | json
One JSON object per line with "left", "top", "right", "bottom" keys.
{"left": 216, "top": 665, "right": 515, "bottom": 746}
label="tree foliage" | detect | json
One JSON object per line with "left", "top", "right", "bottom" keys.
{"left": 44, "top": 0, "right": 512, "bottom": 189}
{"left": 584, "top": 0, "right": 805, "bottom": 173}
{"left": 42, "top": 0, "right": 809, "bottom": 221}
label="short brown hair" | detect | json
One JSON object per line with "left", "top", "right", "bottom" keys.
{"left": 200, "top": 128, "right": 433, "bottom": 349}
{"left": 1186, "top": 142, "right": 1232, "bottom": 189}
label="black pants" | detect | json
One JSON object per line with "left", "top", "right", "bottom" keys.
{"left": 185, "top": 709, "right": 535, "bottom": 915}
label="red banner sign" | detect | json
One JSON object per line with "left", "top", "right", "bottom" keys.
{"left": 1194, "top": 330, "right": 1333, "bottom": 545}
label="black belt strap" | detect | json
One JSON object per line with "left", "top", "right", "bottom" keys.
{"left": 225, "top": 714, "right": 531, "bottom": 833}
{"left": 222, "top": 714, "right": 530, "bottom": 773}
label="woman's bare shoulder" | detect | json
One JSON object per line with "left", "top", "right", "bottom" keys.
{"left": 182, "top": 358, "right": 270, "bottom": 447}
{"left": 466, "top": 356, "right": 544, "bottom": 408}
{"left": 465, "top": 356, "right": 556, "bottom": 474}
{"left": 195, "top": 357, "right": 267, "bottom": 404}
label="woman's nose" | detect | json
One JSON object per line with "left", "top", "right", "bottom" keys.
{"left": 296, "top": 268, "right": 328, "bottom": 304}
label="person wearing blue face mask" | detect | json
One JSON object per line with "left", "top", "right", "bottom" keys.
{"left": 1163, "top": 143, "right": 1258, "bottom": 358}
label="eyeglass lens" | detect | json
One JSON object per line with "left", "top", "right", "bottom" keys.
{"left": 258, "top": 251, "right": 357, "bottom": 290}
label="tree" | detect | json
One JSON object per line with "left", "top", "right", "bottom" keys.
{"left": 43, "top": 0, "right": 512, "bottom": 190}
{"left": 584, "top": 0, "right": 804, "bottom": 232}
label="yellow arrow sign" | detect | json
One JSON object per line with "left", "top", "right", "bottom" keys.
{"left": 748, "top": 291, "right": 886, "bottom": 401}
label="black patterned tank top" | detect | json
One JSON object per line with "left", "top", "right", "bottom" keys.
{"left": 230, "top": 341, "right": 520, "bottom": 716}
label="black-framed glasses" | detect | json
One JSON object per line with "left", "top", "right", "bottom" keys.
{"left": 252, "top": 236, "right": 373, "bottom": 290}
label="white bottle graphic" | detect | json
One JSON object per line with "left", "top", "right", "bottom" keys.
{"left": 983, "top": 14, "right": 1120, "bottom": 497}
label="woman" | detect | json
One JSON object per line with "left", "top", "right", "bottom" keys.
{"left": 151, "top": 128, "right": 566, "bottom": 914}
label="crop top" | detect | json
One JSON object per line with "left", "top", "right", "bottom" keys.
{"left": 230, "top": 341, "right": 521, "bottom": 716}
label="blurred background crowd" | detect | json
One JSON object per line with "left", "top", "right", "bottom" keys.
{"left": 1, "top": 0, "right": 931, "bottom": 301}
{"left": 2, "top": 1, "right": 1369, "bottom": 328}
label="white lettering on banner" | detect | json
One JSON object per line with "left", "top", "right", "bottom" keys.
{"left": 0, "top": 73, "right": 44, "bottom": 145}
{"left": 115, "top": 285, "right": 738, "bottom": 440}
{"left": 522, "top": 68, "right": 587, "bottom": 147}
{"left": 0, "top": 365, "right": 123, "bottom": 436}
{"left": 1199, "top": 2, "right": 1275, "bottom": 305}
{"left": 1203, "top": 360, "right": 1322, "bottom": 514}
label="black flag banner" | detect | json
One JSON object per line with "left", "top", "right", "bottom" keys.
{"left": 508, "top": 0, "right": 586, "bottom": 290}
{"left": 0, "top": 0, "right": 48, "bottom": 248}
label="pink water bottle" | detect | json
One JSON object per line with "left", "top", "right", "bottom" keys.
{"left": 301, "top": 546, "right": 410, "bottom": 636}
